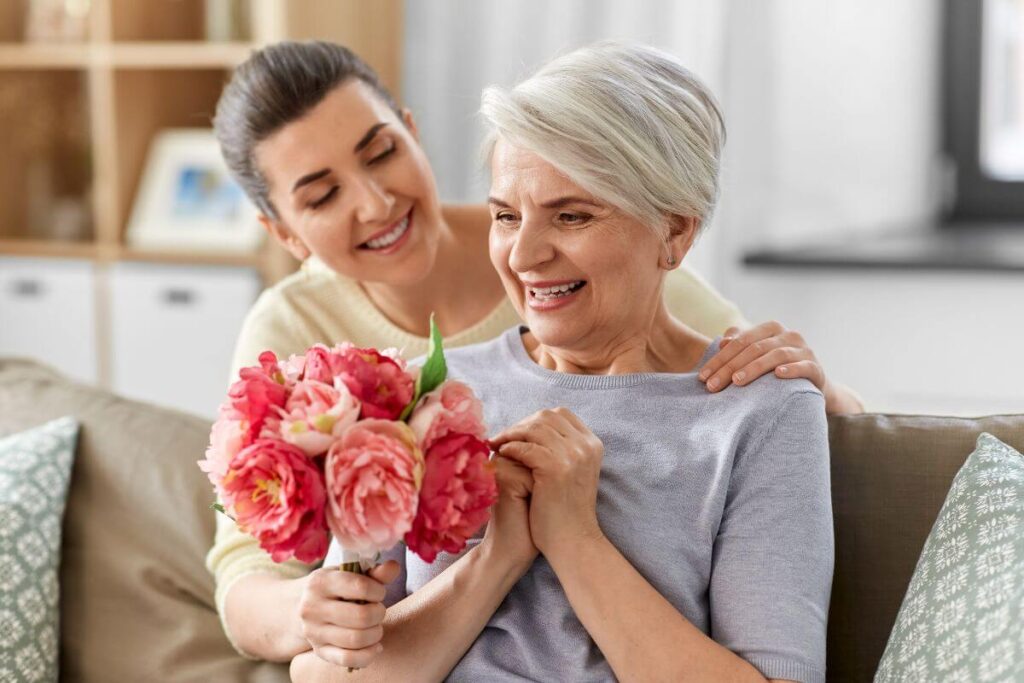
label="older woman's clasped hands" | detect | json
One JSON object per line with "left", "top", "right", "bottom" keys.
{"left": 490, "top": 408, "right": 605, "bottom": 556}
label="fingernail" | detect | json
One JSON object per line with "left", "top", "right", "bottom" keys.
{"left": 734, "top": 371, "right": 745, "bottom": 382}
{"left": 707, "top": 378, "right": 719, "bottom": 391}
{"left": 778, "top": 366, "right": 788, "bottom": 375}
{"left": 698, "top": 369, "right": 708, "bottom": 380}
{"left": 376, "top": 644, "right": 384, "bottom": 653}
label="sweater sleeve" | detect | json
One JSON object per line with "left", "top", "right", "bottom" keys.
{"left": 708, "top": 390, "right": 833, "bottom": 683}
{"left": 663, "top": 265, "right": 749, "bottom": 336}
{"left": 205, "top": 289, "right": 323, "bottom": 657}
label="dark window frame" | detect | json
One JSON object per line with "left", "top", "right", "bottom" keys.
{"left": 944, "top": 0, "right": 1024, "bottom": 222}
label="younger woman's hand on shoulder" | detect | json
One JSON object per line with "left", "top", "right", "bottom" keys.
{"left": 297, "top": 560, "right": 401, "bottom": 670}
{"left": 698, "top": 320, "right": 864, "bottom": 414}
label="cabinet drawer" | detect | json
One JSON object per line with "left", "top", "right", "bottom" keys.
{"left": 109, "top": 263, "right": 261, "bottom": 418}
{"left": 0, "top": 257, "right": 98, "bottom": 384}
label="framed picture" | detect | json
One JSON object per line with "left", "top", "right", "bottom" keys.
{"left": 126, "top": 129, "right": 263, "bottom": 253}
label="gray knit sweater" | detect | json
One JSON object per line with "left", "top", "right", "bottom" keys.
{"left": 327, "top": 326, "right": 833, "bottom": 682}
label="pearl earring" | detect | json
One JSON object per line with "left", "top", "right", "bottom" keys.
{"left": 666, "top": 255, "right": 676, "bottom": 266}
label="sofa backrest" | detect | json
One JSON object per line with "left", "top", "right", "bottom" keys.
{"left": 0, "top": 359, "right": 289, "bottom": 683}
{"left": 825, "top": 412, "right": 1024, "bottom": 682}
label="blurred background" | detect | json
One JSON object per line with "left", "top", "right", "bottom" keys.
{"left": 0, "top": 0, "right": 1021, "bottom": 418}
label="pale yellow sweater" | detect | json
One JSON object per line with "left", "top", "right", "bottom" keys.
{"left": 207, "top": 257, "right": 747, "bottom": 655}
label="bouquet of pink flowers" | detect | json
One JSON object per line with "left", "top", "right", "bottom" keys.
{"left": 198, "top": 318, "right": 498, "bottom": 573}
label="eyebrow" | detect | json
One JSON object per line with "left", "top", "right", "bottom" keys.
{"left": 487, "top": 196, "right": 600, "bottom": 209}
{"left": 290, "top": 123, "right": 390, "bottom": 193}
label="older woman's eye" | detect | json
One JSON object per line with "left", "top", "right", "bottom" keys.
{"left": 559, "top": 212, "right": 591, "bottom": 225}
{"left": 308, "top": 186, "right": 338, "bottom": 210}
{"left": 495, "top": 212, "right": 520, "bottom": 227}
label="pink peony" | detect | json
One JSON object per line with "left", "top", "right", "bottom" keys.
{"left": 407, "top": 380, "right": 486, "bottom": 451}
{"left": 324, "top": 420, "right": 424, "bottom": 557}
{"left": 228, "top": 351, "right": 289, "bottom": 442}
{"left": 220, "top": 438, "right": 329, "bottom": 563}
{"left": 405, "top": 433, "right": 497, "bottom": 563}
{"left": 301, "top": 344, "right": 336, "bottom": 385}
{"left": 330, "top": 346, "right": 415, "bottom": 420}
{"left": 198, "top": 408, "right": 248, "bottom": 488}
{"left": 268, "top": 379, "right": 360, "bottom": 457}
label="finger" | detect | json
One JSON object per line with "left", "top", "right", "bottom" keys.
{"left": 719, "top": 326, "right": 741, "bottom": 348}
{"left": 490, "top": 420, "right": 563, "bottom": 449}
{"left": 698, "top": 322, "right": 779, "bottom": 386}
{"left": 368, "top": 560, "right": 401, "bottom": 586}
{"left": 731, "top": 346, "right": 812, "bottom": 386}
{"left": 311, "top": 623, "right": 384, "bottom": 651}
{"left": 494, "top": 441, "right": 549, "bottom": 471}
{"left": 320, "top": 600, "right": 387, "bottom": 630}
{"left": 705, "top": 335, "right": 786, "bottom": 392}
{"left": 315, "top": 642, "right": 384, "bottom": 670}
{"left": 549, "top": 407, "right": 589, "bottom": 435}
{"left": 308, "top": 566, "right": 389, "bottom": 603}
{"left": 775, "top": 360, "right": 826, "bottom": 390}
{"left": 494, "top": 456, "right": 534, "bottom": 496}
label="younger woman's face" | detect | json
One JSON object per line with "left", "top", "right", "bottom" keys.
{"left": 255, "top": 79, "right": 444, "bottom": 285}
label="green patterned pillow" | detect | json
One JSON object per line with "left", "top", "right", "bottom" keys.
{"left": 0, "top": 417, "right": 78, "bottom": 683}
{"left": 875, "top": 433, "right": 1023, "bottom": 682}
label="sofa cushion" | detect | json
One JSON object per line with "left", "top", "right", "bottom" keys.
{"left": 0, "top": 417, "right": 77, "bottom": 683}
{"left": 0, "top": 358, "right": 288, "bottom": 683}
{"left": 826, "top": 413, "right": 1024, "bottom": 682}
{"left": 874, "top": 433, "right": 1024, "bottom": 681}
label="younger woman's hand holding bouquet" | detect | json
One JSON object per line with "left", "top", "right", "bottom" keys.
{"left": 482, "top": 456, "right": 538, "bottom": 571}
{"left": 297, "top": 561, "right": 401, "bottom": 669}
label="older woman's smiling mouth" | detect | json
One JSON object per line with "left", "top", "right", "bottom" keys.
{"left": 523, "top": 279, "right": 587, "bottom": 310}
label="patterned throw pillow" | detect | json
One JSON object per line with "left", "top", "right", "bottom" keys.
{"left": 875, "top": 433, "right": 1023, "bottom": 682}
{"left": 0, "top": 417, "right": 78, "bottom": 683}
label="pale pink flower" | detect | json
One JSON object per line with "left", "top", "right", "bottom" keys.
{"left": 405, "top": 433, "right": 497, "bottom": 563}
{"left": 408, "top": 380, "right": 486, "bottom": 450}
{"left": 324, "top": 420, "right": 424, "bottom": 557}
{"left": 198, "top": 409, "right": 248, "bottom": 488}
{"left": 220, "top": 438, "right": 329, "bottom": 563}
{"left": 270, "top": 379, "right": 360, "bottom": 457}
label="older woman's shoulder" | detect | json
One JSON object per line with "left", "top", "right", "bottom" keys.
{"left": 718, "top": 368, "right": 825, "bottom": 421}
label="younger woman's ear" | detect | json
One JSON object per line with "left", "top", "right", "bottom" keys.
{"left": 664, "top": 215, "right": 700, "bottom": 269}
{"left": 401, "top": 108, "right": 420, "bottom": 141}
{"left": 259, "top": 215, "right": 311, "bottom": 261}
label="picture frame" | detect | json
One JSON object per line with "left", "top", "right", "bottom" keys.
{"left": 126, "top": 129, "right": 263, "bottom": 253}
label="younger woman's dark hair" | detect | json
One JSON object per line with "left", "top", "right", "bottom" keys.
{"left": 214, "top": 40, "right": 401, "bottom": 218}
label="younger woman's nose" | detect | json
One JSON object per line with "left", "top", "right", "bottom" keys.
{"left": 352, "top": 175, "right": 395, "bottom": 224}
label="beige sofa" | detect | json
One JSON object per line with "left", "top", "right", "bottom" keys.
{"left": 1, "top": 357, "right": 1021, "bottom": 682}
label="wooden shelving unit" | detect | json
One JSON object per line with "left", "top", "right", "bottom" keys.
{"left": 0, "top": 0, "right": 404, "bottom": 285}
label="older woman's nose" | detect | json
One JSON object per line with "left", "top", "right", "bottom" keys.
{"left": 507, "top": 221, "right": 556, "bottom": 273}
{"left": 352, "top": 175, "right": 395, "bottom": 224}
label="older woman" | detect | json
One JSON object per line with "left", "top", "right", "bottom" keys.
{"left": 291, "top": 42, "right": 832, "bottom": 683}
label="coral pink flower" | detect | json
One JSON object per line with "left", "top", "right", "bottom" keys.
{"left": 270, "top": 379, "right": 360, "bottom": 457}
{"left": 325, "top": 420, "right": 424, "bottom": 557}
{"left": 301, "top": 344, "right": 336, "bottom": 385}
{"left": 198, "top": 408, "right": 248, "bottom": 488}
{"left": 407, "top": 380, "right": 486, "bottom": 451}
{"left": 220, "top": 438, "right": 329, "bottom": 563}
{"left": 405, "top": 433, "right": 497, "bottom": 563}
{"left": 331, "top": 346, "right": 415, "bottom": 420}
{"left": 228, "top": 351, "right": 289, "bottom": 441}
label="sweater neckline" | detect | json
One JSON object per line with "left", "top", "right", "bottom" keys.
{"left": 303, "top": 257, "right": 517, "bottom": 351}
{"left": 501, "top": 326, "right": 720, "bottom": 390}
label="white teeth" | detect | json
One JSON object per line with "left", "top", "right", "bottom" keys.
{"left": 529, "top": 281, "right": 584, "bottom": 300}
{"left": 365, "top": 216, "right": 410, "bottom": 249}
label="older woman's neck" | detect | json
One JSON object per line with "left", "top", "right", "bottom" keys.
{"left": 525, "top": 308, "right": 710, "bottom": 376}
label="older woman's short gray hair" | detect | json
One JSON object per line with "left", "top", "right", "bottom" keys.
{"left": 481, "top": 42, "right": 726, "bottom": 235}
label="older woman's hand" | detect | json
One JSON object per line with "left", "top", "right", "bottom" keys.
{"left": 297, "top": 561, "right": 400, "bottom": 669}
{"left": 489, "top": 408, "right": 604, "bottom": 556}
{"left": 698, "top": 320, "right": 864, "bottom": 414}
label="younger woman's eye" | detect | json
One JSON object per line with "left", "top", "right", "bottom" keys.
{"left": 368, "top": 142, "right": 397, "bottom": 164}
{"left": 309, "top": 186, "right": 338, "bottom": 210}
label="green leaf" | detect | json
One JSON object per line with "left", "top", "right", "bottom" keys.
{"left": 400, "top": 313, "right": 448, "bottom": 421}
{"left": 210, "top": 502, "right": 235, "bottom": 522}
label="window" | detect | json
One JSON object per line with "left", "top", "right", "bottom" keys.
{"left": 946, "top": 0, "right": 1024, "bottom": 221}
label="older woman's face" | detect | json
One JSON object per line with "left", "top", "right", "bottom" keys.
{"left": 488, "top": 140, "right": 669, "bottom": 352}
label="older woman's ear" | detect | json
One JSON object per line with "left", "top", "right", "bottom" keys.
{"left": 664, "top": 215, "right": 700, "bottom": 269}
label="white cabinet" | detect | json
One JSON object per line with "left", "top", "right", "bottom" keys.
{"left": 0, "top": 257, "right": 99, "bottom": 384}
{"left": 109, "top": 263, "right": 260, "bottom": 418}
